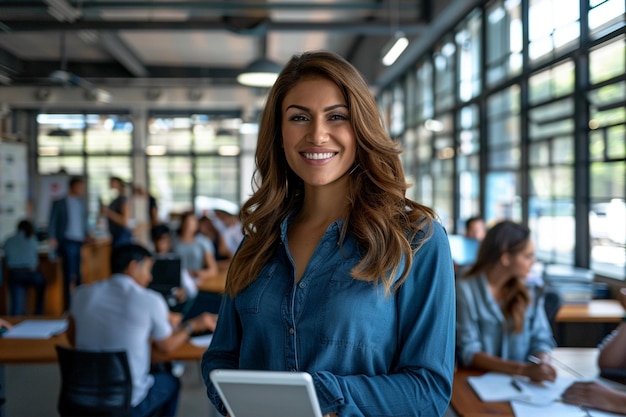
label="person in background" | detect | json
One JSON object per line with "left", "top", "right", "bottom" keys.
{"left": 197, "top": 215, "right": 232, "bottom": 267}
{"left": 101, "top": 176, "right": 133, "bottom": 247}
{"left": 67, "top": 243, "right": 217, "bottom": 417}
{"left": 151, "top": 224, "right": 199, "bottom": 309}
{"left": 561, "top": 287, "right": 626, "bottom": 414}
{"left": 172, "top": 212, "right": 219, "bottom": 285}
{"left": 208, "top": 209, "right": 243, "bottom": 255}
{"left": 465, "top": 216, "right": 486, "bottom": 241}
{"left": 3, "top": 219, "right": 46, "bottom": 315}
{"left": 456, "top": 220, "right": 557, "bottom": 383}
{"left": 48, "top": 176, "right": 89, "bottom": 311}
{"left": 201, "top": 50, "right": 455, "bottom": 417}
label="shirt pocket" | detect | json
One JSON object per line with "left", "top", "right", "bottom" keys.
{"left": 319, "top": 262, "right": 392, "bottom": 350}
{"left": 235, "top": 262, "right": 277, "bottom": 314}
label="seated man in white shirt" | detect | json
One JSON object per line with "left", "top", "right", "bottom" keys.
{"left": 67, "top": 243, "right": 217, "bottom": 417}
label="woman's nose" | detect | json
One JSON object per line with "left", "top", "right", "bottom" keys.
{"left": 307, "top": 119, "right": 329, "bottom": 144}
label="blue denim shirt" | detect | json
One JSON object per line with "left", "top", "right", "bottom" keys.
{"left": 455, "top": 275, "right": 556, "bottom": 367}
{"left": 202, "top": 218, "right": 456, "bottom": 417}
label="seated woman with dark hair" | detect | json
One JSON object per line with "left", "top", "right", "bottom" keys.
{"left": 456, "top": 220, "right": 557, "bottom": 383}
{"left": 3, "top": 219, "right": 46, "bottom": 315}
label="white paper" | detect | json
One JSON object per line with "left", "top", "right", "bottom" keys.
{"left": 2, "top": 319, "right": 68, "bottom": 339}
{"left": 512, "top": 400, "right": 626, "bottom": 417}
{"left": 190, "top": 333, "right": 213, "bottom": 347}
{"left": 468, "top": 372, "right": 577, "bottom": 405}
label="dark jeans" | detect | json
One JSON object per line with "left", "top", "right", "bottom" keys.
{"left": 132, "top": 371, "right": 180, "bottom": 417}
{"left": 8, "top": 268, "right": 45, "bottom": 316}
{"left": 58, "top": 239, "right": 83, "bottom": 311}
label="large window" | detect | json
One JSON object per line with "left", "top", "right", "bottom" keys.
{"left": 146, "top": 114, "right": 241, "bottom": 219}
{"left": 456, "top": 10, "right": 482, "bottom": 102}
{"left": 587, "top": 35, "right": 626, "bottom": 279}
{"left": 485, "top": 86, "right": 522, "bottom": 223}
{"left": 457, "top": 105, "right": 481, "bottom": 230}
{"left": 528, "top": 0, "right": 580, "bottom": 64}
{"left": 486, "top": 0, "right": 523, "bottom": 87}
{"left": 37, "top": 113, "right": 133, "bottom": 227}
{"left": 527, "top": 60, "right": 576, "bottom": 265}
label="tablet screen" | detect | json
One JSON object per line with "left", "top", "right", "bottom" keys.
{"left": 210, "top": 370, "right": 323, "bottom": 417}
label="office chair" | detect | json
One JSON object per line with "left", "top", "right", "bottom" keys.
{"left": 55, "top": 345, "right": 132, "bottom": 417}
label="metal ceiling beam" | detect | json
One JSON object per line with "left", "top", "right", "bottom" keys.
{"left": 97, "top": 32, "right": 149, "bottom": 77}
{"left": 0, "top": 20, "right": 428, "bottom": 35}
{"left": 1, "top": 1, "right": 419, "bottom": 12}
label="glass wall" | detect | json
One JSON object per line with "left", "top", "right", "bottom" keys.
{"left": 37, "top": 113, "right": 133, "bottom": 227}
{"left": 382, "top": 0, "right": 626, "bottom": 280}
{"left": 146, "top": 114, "right": 241, "bottom": 219}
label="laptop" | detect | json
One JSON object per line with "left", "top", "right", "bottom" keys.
{"left": 149, "top": 255, "right": 182, "bottom": 301}
{"left": 210, "top": 369, "right": 323, "bottom": 417}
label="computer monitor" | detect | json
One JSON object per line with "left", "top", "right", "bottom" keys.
{"left": 149, "top": 254, "right": 181, "bottom": 298}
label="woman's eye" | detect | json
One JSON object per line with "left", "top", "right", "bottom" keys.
{"left": 289, "top": 114, "right": 308, "bottom": 122}
{"left": 329, "top": 113, "right": 348, "bottom": 121}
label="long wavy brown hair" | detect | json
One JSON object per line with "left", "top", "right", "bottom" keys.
{"left": 464, "top": 220, "right": 531, "bottom": 333}
{"left": 226, "top": 50, "right": 437, "bottom": 297}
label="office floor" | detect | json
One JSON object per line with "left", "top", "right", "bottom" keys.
{"left": 4, "top": 362, "right": 458, "bottom": 417}
{"left": 4, "top": 361, "right": 218, "bottom": 417}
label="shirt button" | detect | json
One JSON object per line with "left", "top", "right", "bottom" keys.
{"left": 299, "top": 281, "right": 307, "bottom": 288}
{"left": 289, "top": 328, "right": 295, "bottom": 335}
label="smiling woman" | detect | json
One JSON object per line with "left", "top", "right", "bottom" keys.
{"left": 201, "top": 50, "right": 456, "bottom": 417}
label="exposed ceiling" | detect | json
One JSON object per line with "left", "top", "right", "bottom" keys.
{"left": 0, "top": 0, "right": 451, "bottom": 93}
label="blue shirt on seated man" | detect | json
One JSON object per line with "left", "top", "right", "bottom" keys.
{"left": 68, "top": 243, "right": 217, "bottom": 417}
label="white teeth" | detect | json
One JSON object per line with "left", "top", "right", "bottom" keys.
{"left": 303, "top": 152, "right": 335, "bottom": 160}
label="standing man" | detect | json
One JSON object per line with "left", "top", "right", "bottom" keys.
{"left": 48, "top": 176, "right": 89, "bottom": 311}
{"left": 67, "top": 243, "right": 217, "bottom": 417}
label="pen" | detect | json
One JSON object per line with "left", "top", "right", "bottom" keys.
{"left": 510, "top": 378, "right": 523, "bottom": 392}
{"left": 527, "top": 355, "right": 542, "bottom": 364}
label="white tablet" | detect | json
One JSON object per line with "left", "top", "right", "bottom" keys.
{"left": 209, "top": 369, "right": 324, "bottom": 417}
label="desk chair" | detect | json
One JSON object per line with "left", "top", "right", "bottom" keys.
{"left": 55, "top": 345, "right": 132, "bottom": 417}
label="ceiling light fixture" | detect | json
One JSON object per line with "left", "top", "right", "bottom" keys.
{"left": 382, "top": 33, "right": 409, "bottom": 66}
{"left": 44, "top": 0, "right": 82, "bottom": 23}
{"left": 381, "top": 0, "right": 409, "bottom": 67}
{"left": 237, "top": 58, "right": 282, "bottom": 88}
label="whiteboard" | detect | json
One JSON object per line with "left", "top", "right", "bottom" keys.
{"left": 34, "top": 174, "right": 69, "bottom": 230}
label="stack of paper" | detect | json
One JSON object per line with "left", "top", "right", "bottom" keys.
{"left": 2, "top": 319, "right": 68, "bottom": 339}
{"left": 468, "top": 372, "right": 576, "bottom": 405}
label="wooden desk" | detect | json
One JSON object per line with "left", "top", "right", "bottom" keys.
{"left": 0, "top": 316, "right": 207, "bottom": 364}
{"left": 556, "top": 299, "right": 624, "bottom": 323}
{"left": 451, "top": 348, "right": 599, "bottom": 417}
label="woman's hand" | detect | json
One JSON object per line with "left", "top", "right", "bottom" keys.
{"left": 562, "top": 381, "right": 626, "bottom": 414}
{"left": 522, "top": 361, "right": 557, "bottom": 383}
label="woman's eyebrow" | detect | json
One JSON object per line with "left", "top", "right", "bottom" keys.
{"left": 285, "top": 104, "right": 348, "bottom": 112}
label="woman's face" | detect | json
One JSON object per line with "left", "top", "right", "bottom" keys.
{"left": 281, "top": 77, "right": 357, "bottom": 189}
{"left": 182, "top": 215, "right": 198, "bottom": 234}
{"left": 508, "top": 240, "right": 536, "bottom": 279}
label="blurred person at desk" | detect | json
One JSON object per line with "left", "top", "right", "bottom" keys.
{"left": 48, "top": 176, "right": 89, "bottom": 311}
{"left": 67, "top": 243, "right": 217, "bottom": 417}
{"left": 465, "top": 215, "right": 486, "bottom": 241}
{"left": 456, "top": 220, "right": 557, "bottom": 383}
{"left": 201, "top": 51, "right": 455, "bottom": 417}
{"left": 3, "top": 219, "right": 45, "bottom": 315}
{"left": 151, "top": 224, "right": 198, "bottom": 311}
{"left": 561, "top": 287, "right": 626, "bottom": 414}
{"left": 173, "top": 211, "right": 223, "bottom": 315}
